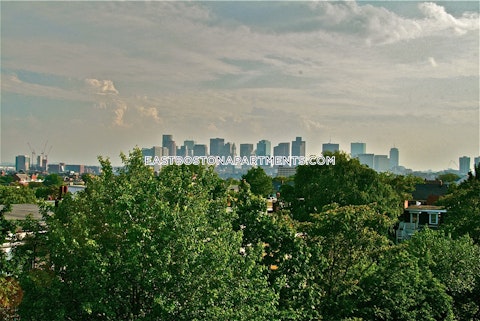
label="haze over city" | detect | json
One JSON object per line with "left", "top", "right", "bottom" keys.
{"left": 1, "top": 1, "right": 479, "bottom": 171}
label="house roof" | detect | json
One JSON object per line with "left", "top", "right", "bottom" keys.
{"left": 412, "top": 183, "right": 449, "bottom": 200}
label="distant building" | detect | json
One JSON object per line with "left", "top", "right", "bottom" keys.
{"left": 65, "top": 164, "right": 85, "bottom": 175}
{"left": 240, "top": 144, "right": 254, "bottom": 158}
{"left": 277, "top": 166, "right": 296, "bottom": 177}
{"left": 210, "top": 138, "right": 225, "bottom": 156}
{"left": 358, "top": 154, "right": 374, "bottom": 168}
{"left": 15, "top": 155, "right": 30, "bottom": 172}
{"left": 389, "top": 147, "right": 399, "bottom": 169}
{"left": 322, "top": 143, "right": 339, "bottom": 153}
{"left": 223, "top": 142, "right": 235, "bottom": 157}
{"left": 256, "top": 140, "right": 272, "bottom": 157}
{"left": 350, "top": 142, "right": 366, "bottom": 158}
{"left": 48, "top": 163, "right": 65, "bottom": 173}
{"left": 474, "top": 156, "right": 480, "bottom": 167}
{"left": 184, "top": 140, "right": 195, "bottom": 157}
{"left": 142, "top": 146, "right": 167, "bottom": 171}
{"left": 193, "top": 144, "right": 208, "bottom": 157}
{"left": 274, "top": 143, "right": 290, "bottom": 157}
{"left": 459, "top": 156, "right": 471, "bottom": 175}
{"left": 291, "top": 137, "right": 306, "bottom": 157}
{"left": 374, "top": 155, "right": 389, "bottom": 172}
{"left": 162, "top": 134, "right": 176, "bottom": 157}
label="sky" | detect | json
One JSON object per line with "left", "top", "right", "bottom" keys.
{"left": 1, "top": 1, "right": 479, "bottom": 171}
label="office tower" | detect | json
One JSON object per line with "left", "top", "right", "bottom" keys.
{"left": 374, "top": 155, "right": 389, "bottom": 172}
{"left": 162, "top": 134, "right": 176, "bottom": 157}
{"left": 183, "top": 140, "right": 195, "bottom": 157}
{"left": 223, "top": 142, "right": 234, "bottom": 157}
{"left": 210, "top": 138, "right": 225, "bottom": 156}
{"left": 256, "top": 140, "right": 272, "bottom": 157}
{"left": 358, "top": 154, "right": 374, "bottom": 168}
{"left": 389, "top": 147, "right": 399, "bottom": 169}
{"left": 193, "top": 144, "right": 208, "bottom": 157}
{"left": 322, "top": 143, "right": 339, "bottom": 153}
{"left": 292, "top": 136, "right": 306, "bottom": 157}
{"left": 15, "top": 155, "right": 30, "bottom": 172}
{"left": 474, "top": 156, "right": 480, "bottom": 167}
{"left": 459, "top": 156, "right": 471, "bottom": 175}
{"left": 274, "top": 143, "right": 290, "bottom": 157}
{"left": 351, "top": 142, "right": 366, "bottom": 158}
{"left": 240, "top": 144, "right": 254, "bottom": 158}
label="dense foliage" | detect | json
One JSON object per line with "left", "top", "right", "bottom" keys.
{"left": 1, "top": 149, "right": 479, "bottom": 320}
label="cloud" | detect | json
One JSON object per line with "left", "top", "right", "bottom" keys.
{"left": 137, "top": 106, "right": 161, "bottom": 123}
{"left": 428, "top": 57, "right": 438, "bottom": 67}
{"left": 85, "top": 78, "right": 119, "bottom": 95}
{"left": 112, "top": 99, "right": 128, "bottom": 127}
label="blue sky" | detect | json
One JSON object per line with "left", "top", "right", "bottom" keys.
{"left": 1, "top": 1, "right": 479, "bottom": 171}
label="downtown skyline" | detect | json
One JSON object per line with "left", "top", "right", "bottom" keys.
{"left": 1, "top": 1, "right": 479, "bottom": 171}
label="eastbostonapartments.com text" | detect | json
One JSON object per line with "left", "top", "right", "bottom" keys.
{"left": 145, "top": 155, "right": 336, "bottom": 167}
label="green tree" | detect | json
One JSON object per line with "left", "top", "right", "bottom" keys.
{"left": 242, "top": 166, "right": 273, "bottom": 197}
{"left": 42, "top": 174, "right": 63, "bottom": 187}
{"left": 438, "top": 177, "right": 480, "bottom": 244}
{"left": 293, "top": 152, "right": 401, "bottom": 222}
{"left": 18, "top": 149, "right": 278, "bottom": 320}
{"left": 437, "top": 173, "right": 460, "bottom": 183}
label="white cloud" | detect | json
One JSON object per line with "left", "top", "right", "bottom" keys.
{"left": 137, "top": 106, "right": 161, "bottom": 123}
{"left": 85, "top": 78, "right": 119, "bottom": 95}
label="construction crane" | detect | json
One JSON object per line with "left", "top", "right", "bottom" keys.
{"left": 27, "top": 142, "right": 36, "bottom": 168}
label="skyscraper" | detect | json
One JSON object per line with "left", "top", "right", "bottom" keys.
{"left": 193, "top": 144, "right": 208, "bottom": 157}
{"left": 162, "top": 134, "right": 176, "bottom": 157}
{"left": 184, "top": 140, "right": 195, "bottom": 157}
{"left": 322, "top": 143, "right": 339, "bottom": 153}
{"left": 358, "top": 154, "right": 374, "bottom": 168}
{"left": 389, "top": 147, "right": 399, "bottom": 169}
{"left": 374, "top": 155, "right": 389, "bottom": 172}
{"left": 210, "top": 138, "right": 225, "bottom": 156}
{"left": 256, "top": 140, "right": 272, "bottom": 157}
{"left": 15, "top": 155, "right": 30, "bottom": 172}
{"left": 459, "top": 156, "right": 471, "bottom": 175}
{"left": 274, "top": 143, "right": 290, "bottom": 157}
{"left": 240, "top": 144, "right": 254, "bottom": 158}
{"left": 351, "top": 142, "right": 366, "bottom": 158}
{"left": 291, "top": 137, "right": 306, "bottom": 157}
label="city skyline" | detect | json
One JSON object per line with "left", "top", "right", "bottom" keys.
{"left": 1, "top": 1, "right": 479, "bottom": 171}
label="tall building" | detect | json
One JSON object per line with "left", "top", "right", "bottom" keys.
{"left": 256, "top": 140, "right": 272, "bottom": 157}
{"left": 274, "top": 143, "right": 290, "bottom": 157}
{"left": 142, "top": 146, "right": 167, "bottom": 171}
{"left": 358, "top": 154, "right": 374, "bottom": 168}
{"left": 184, "top": 140, "right": 195, "bottom": 157}
{"left": 351, "top": 142, "right": 366, "bottom": 158}
{"left": 474, "top": 156, "right": 480, "bottom": 168}
{"left": 15, "top": 155, "right": 30, "bottom": 172}
{"left": 389, "top": 147, "right": 399, "bottom": 169}
{"left": 162, "top": 134, "right": 176, "bottom": 157}
{"left": 210, "top": 138, "right": 225, "bottom": 156}
{"left": 459, "top": 156, "right": 471, "bottom": 175}
{"left": 223, "top": 142, "right": 235, "bottom": 157}
{"left": 291, "top": 137, "right": 306, "bottom": 157}
{"left": 374, "top": 155, "right": 389, "bottom": 172}
{"left": 193, "top": 144, "right": 208, "bottom": 157}
{"left": 240, "top": 144, "right": 254, "bottom": 158}
{"left": 322, "top": 143, "right": 339, "bottom": 153}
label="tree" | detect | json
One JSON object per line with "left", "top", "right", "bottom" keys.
{"left": 438, "top": 177, "right": 480, "bottom": 244}
{"left": 17, "top": 149, "right": 278, "bottom": 320}
{"left": 406, "top": 229, "right": 480, "bottom": 320}
{"left": 293, "top": 152, "right": 401, "bottom": 222}
{"left": 242, "top": 166, "right": 273, "bottom": 197}
{"left": 437, "top": 173, "right": 460, "bottom": 183}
